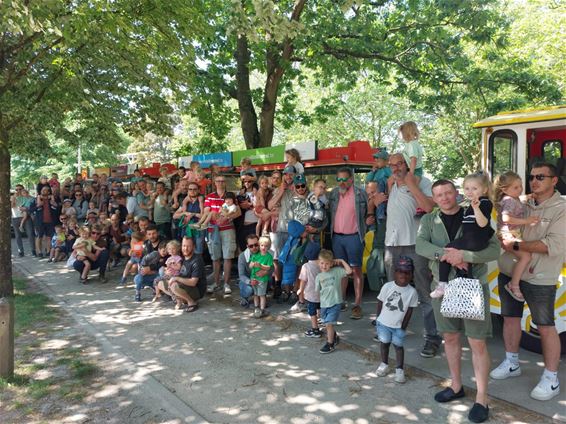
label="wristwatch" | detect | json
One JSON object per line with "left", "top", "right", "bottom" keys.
{"left": 513, "top": 241, "right": 520, "bottom": 251}
{"left": 435, "top": 252, "right": 440, "bottom": 261}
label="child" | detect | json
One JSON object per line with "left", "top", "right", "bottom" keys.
{"left": 49, "top": 225, "right": 67, "bottom": 262}
{"left": 131, "top": 169, "right": 144, "bottom": 184}
{"left": 430, "top": 172, "right": 495, "bottom": 298}
{"left": 239, "top": 157, "right": 257, "bottom": 180}
{"left": 374, "top": 256, "right": 418, "bottom": 383}
{"left": 153, "top": 242, "right": 183, "bottom": 303}
{"left": 87, "top": 201, "right": 99, "bottom": 217}
{"left": 72, "top": 226, "right": 101, "bottom": 284}
{"left": 299, "top": 252, "right": 323, "bottom": 338}
{"left": 184, "top": 161, "right": 201, "bottom": 182}
{"left": 158, "top": 166, "right": 172, "bottom": 189}
{"left": 61, "top": 198, "right": 77, "bottom": 217}
{"left": 254, "top": 175, "right": 273, "bottom": 236}
{"left": 249, "top": 236, "right": 274, "bottom": 318}
{"left": 399, "top": 121, "right": 424, "bottom": 178}
{"left": 494, "top": 171, "right": 539, "bottom": 301}
{"left": 366, "top": 147, "right": 391, "bottom": 223}
{"left": 191, "top": 191, "right": 238, "bottom": 230}
{"left": 315, "top": 249, "right": 352, "bottom": 354}
{"left": 306, "top": 178, "right": 328, "bottom": 231}
{"left": 285, "top": 148, "right": 305, "bottom": 175}
{"left": 17, "top": 189, "right": 34, "bottom": 232}
{"left": 120, "top": 231, "right": 145, "bottom": 285}
{"left": 65, "top": 216, "right": 79, "bottom": 253}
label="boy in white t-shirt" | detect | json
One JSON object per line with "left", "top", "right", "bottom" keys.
{"left": 374, "top": 256, "right": 418, "bottom": 383}
{"left": 298, "top": 247, "right": 322, "bottom": 337}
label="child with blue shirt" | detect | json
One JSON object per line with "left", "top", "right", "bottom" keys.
{"left": 315, "top": 249, "right": 352, "bottom": 354}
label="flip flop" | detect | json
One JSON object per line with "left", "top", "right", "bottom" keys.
{"left": 504, "top": 283, "right": 525, "bottom": 302}
{"left": 185, "top": 304, "right": 199, "bottom": 313}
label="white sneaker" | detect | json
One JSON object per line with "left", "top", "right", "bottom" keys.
{"left": 253, "top": 307, "right": 261, "bottom": 318}
{"left": 375, "top": 362, "right": 389, "bottom": 377}
{"left": 530, "top": 376, "right": 560, "bottom": 401}
{"left": 490, "top": 359, "right": 521, "bottom": 380}
{"left": 224, "top": 284, "right": 232, "bottom": 294}
{"left": 395, "top": 368, "right": 406, "bottom": 384}
{"left": 206, "top": 285, "right": 215, "bottom": 294}
{"left": 289, "top": 301, "right": 305, "bottom": 313}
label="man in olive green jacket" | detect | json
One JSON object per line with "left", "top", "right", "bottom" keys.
{"left": 416, "top": 179, "right": 500, "bottom": 424}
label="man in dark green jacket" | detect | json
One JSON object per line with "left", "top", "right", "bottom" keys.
{"left": 416, "top": 179, "right": 500, "bottom": 424}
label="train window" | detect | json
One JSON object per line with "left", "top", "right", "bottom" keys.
{"left": 542, "top": 140, "right": 563, "bottom": 163}
{"left": 489, "top": 130, "right": 517, "bottom": 177}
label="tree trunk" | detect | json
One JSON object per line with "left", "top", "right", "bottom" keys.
{"left": 0, "top": 125, "right": 14, "bottom": 378}
{"left": 259, "top": 47, "right": 284, "bottom": 148}
{"left": 235, "top": 35, "right": 260, "bottom": 150}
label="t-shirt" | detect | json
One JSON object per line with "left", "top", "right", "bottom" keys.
{"left": 461, "top": 196, "right": 494, "bottom": 242}
{"left": 131, "top": 241, "right": 144, "bottom": 258}
{"left": 179, "top": 254, "right": 207, "bottom": 297}
{"left": 385, "top": 178, "right": 432, "bottom": 247}
{"left": 402, "top": 140, "right": 423, "bottom": 170}
{"left": 377, "top": 281, "right": 419, "bottom": 328}
{"left": 165, "top": 255, "right": 183, "bottom": 276}
{"left": 298, "top": 260, "right": 320, "bottom": 303}
{"left": 140, "top": 251, "right": 161, "bottom": 271}
{"left": 222, "top": 203, "right": 238, "bottom": 215}
{"left": 204, "top": 192, "right": 234, "bottom": 231}
{"left": 153, "top": 194, "right": 171, "bottom": 224}
{"left": 250, "top": 251, "right": 274, "bottom": 283}
{"left": 315, "top": 266, "right": 347, "bottom": 308}
{"left": 135, "top": 191, "right": 150, "bottom": 218}
{"left": 440, "top": 209, "right": 464, "bottom": 242}
{"left": 497, "top": 195, "right": 525, "bottom": 235}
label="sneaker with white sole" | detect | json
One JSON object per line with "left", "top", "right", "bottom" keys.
{"left": 289, "top": 301, "right": 306, "bottom": 313}
{"left": 395, "top": 368, "right": 406, "bottom": 384}
{"left": 224, "top": 284, "right": 232, "bottom": 294}
{"left": 375, "top": 362, "right": 389, "bottom": 377}
{"left": 530, "top": 376, "right": 560, "bottom": 401}
{"left": 490, "top": 359, "right": 521, "bottom": 380}
{"left": 253, "top": 307, "right": 262, "bottom": 318}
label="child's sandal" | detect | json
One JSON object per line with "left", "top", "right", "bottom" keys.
{"left": 504, "top": 283, "right": 525, "bottom": 302}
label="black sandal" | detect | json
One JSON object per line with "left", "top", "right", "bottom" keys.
{"left": 184, "top": 304, "right": 199, "bottom": 313}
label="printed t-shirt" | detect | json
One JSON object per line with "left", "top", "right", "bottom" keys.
{"left": 250, "top": 251, "right": 274, "bottom": 283}
{"left": 315, "top": 266, "right": 347, "bottom": 308}
{"left": 204, "top": 192, "right": 234, "bottom": 231}
{"left": 377, "top": 281, "right": 418, "bottom": 328}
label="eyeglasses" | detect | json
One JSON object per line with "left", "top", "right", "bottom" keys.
{"left": 295, "top": 184, "right": 306, "bottom": 189}
{"left": 389, "top": 161, "right": 405, "bottom": 168}
{"left": 336, "top": 177, "right": 349, "bottom": 182}
{"left": 91, "top": 231, "right": 100, "bottom": 235}
{"left": 528, "top": 174, "right": 554, "bottom": 181}
{"left": 247, "top": 243, "right": 259, "bottom": 248}
{"left": 75, "top": 193, "right": 83, "bottom": 196}
{"left": 60, "top": 217, "right": 67, "bottom": 220}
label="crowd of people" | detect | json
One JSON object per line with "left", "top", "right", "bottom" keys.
{"left": 11, "top": 122, "right": 564, "bottom": 423}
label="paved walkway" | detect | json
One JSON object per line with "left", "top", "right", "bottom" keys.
{"left": 11, "top": 240, "right": 564, "bottom": 422}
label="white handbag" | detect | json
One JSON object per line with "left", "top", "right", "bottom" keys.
{"left": 440, "top": 268, "right": 485, "bottom": 321}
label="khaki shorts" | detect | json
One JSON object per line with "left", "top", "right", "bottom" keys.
{"left": 207, "top": 228, "right": 237, "bottom": 261}
{"left": 431, "top": 282, "right": 492, "bottom": 339}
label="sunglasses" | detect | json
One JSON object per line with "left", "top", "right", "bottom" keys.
{"left": 336, "top": 177, "right": 349, "bottom": 182}
{"left": 75, "top": 193, "right": 83, "bottom": 196}
{"left": 528, "top": 174, "right": 553, "bottom": 181}
{"left": 91, "top": 231, "right": 100, "bottom": 235}
{"left": 295, "top": 184, "right": 306, "bottom": 189}
{"left": 247, "top": 243, "right": 259, "bottom": 248}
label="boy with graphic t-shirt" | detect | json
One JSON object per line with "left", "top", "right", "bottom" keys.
{"left": 315, "top": 249, "right": 352, "bottom": 354}
{"left": 249, "top": 236, "right": 274, "bottom": 318}
{"left": 375, "top": 256, "right": 418, "bottom": 383}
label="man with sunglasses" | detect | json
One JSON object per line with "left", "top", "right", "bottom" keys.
{"left": 72, "top": 223, "right": 110, "bottom": 283}
{"left": 72, "top": 190, "right": 88, "bottom": 221}
{"left": 327, "top": 167, "right": 368, "bottom": 320}
{"left": 238, "top": 234, "right": 262, "bottom": 308}
{"left": 11, "top": 184, "right": 36, "bottom": 257}
{"left": 491, "top": 162, "right": 565, "bottom": 401}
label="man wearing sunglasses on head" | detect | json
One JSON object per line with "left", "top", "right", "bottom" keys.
{"left": 328, "top": 167, "right": 369, "bottom": 320}
{"left": 491, "top": 162, "right": 565, "bottom": 402}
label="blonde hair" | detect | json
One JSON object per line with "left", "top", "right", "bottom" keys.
{"left": 463, "top": 172, "right": 493, "bottom": 200}
{"left": 258, "top": 236, "right": 271, "bottom": 248}
{"left": 493, "top": 171, "right": 522, "bottom": 210}
{"left": 318, "top": 249, "right": 334, "bottom": 262}
{"left": 258, "top": 175, "right": 269, "bottom": 185}
{"left": 399, "top": 121, "right": 420, "bottom": 141}
{"left": 78, "top": 226, "right": 91, "bottom": 238}
{"left": 166, "top": 239, "right": 181, "bottom": 255}
{"left": 285, "top": 148, "right": 301, "bottom": 163}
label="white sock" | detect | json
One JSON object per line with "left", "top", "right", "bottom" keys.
{"left": 505, "top": 351, "right": 519, "bottom": 366}
{"left": 543, "top": 368, "right": 558, "bottom": 382}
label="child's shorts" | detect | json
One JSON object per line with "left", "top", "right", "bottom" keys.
{"left": 252, "top": 280, "right": 268, "bottom": 296}
{"left": 320, "top": 304, "right": 341, "bottom": 325}
{"left": 376, "top": 322, "right": 406, "bottom": 347}
{"left": 129, "top": 257, "right": 141, "bottom": 265}
{"left": 306, "top": 301, "right": 320, "bottom": 317}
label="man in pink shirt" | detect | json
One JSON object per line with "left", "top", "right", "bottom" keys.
{"left": 328, "top": 167, "right": 369, "bottom": 319}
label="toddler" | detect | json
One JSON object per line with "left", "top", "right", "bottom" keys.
{"left": 17, "top": 189, "right": 34, "bottom": 232}
{"left": 366, "top": 147, "right": 391, "bottom": 222}
{"left": 306, "top": 178, "right": 328, "bottom": 230}
{"left": 73, "top": 226, "right": 101, "bottom": 283}
{"left": 315, "top": 249, "right": 352, "bottom": 354}
{"left": 153, "top": 240, "right": 183, "bottom": 304}
{"left": 191, "top": 192, "right": 238, "bottom": 230}
{"left": 431, "top": 172, "right": 495, "bottom": 298}
{"left": 249, "top": 236, "right": 274, "bottom": 318}
{"left": 399, "top": 121, "right": 424, "bottom": 178}
{"left": 49, "top": 225, "right": 67, "bottom": 262}
{"left": 157, "top": 166, "right": 172, "bottom": 189}
{"left": 61, "top": 198, "right": 77, "bottom": 217}
{"left": 87, "top": 201, "right": 99, "bottom": 217}
{"left": 120, "top": 231, "right": 145, "bottom": 285}
{"left": 254, "top": 175, "right": 273, "bottom": 236}
{"left": 299, "top": 254, "right": 323, "bottom": 338}
{"left": 374, "top": 256, "right": 418, "bottom": 384}
{"left": 494, "top": 171, "right": 539, "bottom": 301}
{"left": 239, "top": 157, "right": 257, "bottom": 180}
{"left": 285, "top": 148, "right": 304, "bottom": 175}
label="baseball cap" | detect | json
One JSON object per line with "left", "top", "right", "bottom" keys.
{"left": 293, "top": 174, "right": 306, "bottom": 185}
{"left": 372, "top": 147, "right": 389, "bottom": 160}
{"left": 395, "top": 256, "right": 414, "bottom": 272}
{"left": 63, "top": 198, "right": 72, "bottom": 204}
{"left": 283, "top": 165, "right": 297, "bottom": 174}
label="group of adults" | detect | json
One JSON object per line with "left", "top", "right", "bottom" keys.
{"left": 11, "top": 154, "right": 564, "bottom": 416}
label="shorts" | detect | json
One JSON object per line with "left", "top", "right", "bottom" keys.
{"left": 498, "top": 273, "right": 556, "bottom": 326}
{"left": 129, "top": 257, "right": 142, "bottom": 265}
{"left": 431, "top": 281, "right": 492, "bottom": 339}
{"left": 307, "top": 301, "right": 320, "bottom": 317}
{"left": 272, "top": 232, "right": 289, "bottom": 261}
{"left": 207, "top": 228, "right": 237, "bottom": 261}
{"left": 376, "top": 322, "right": 406, "bottom": 347}
{"left": 320, "top": 303, "right": 341, "bottom": 325}
{"left": 252, "top": 280, "right": 268, "bottom": 296}
{"left": 332, "top": 233, "right": 363, "bottom": 267}
{"left": 175, "top": 283, "right": 202, "bottom": 301}
{"left": 36, "top": 222, "right": 55, "bottom": 238}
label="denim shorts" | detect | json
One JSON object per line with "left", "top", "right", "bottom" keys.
{"left": 252, "top": 280, "right": 268, "bottom": 296}
{"left": 332, "top": 233, "right": 363, "bottom": 267}
{"left": 320, "top": 304, "right": 341, "bottom": 325}
{"left": 376, "top": 322, "right": 406, "bottom": 347}
{"left": 307, "top": 301, "right": 320, "bottom": 317}
{"left": 498, "top": 273, "right": 557, "bottom": 326}
{"left": 129, "top": 257, "right": 141, "bottom": 265}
